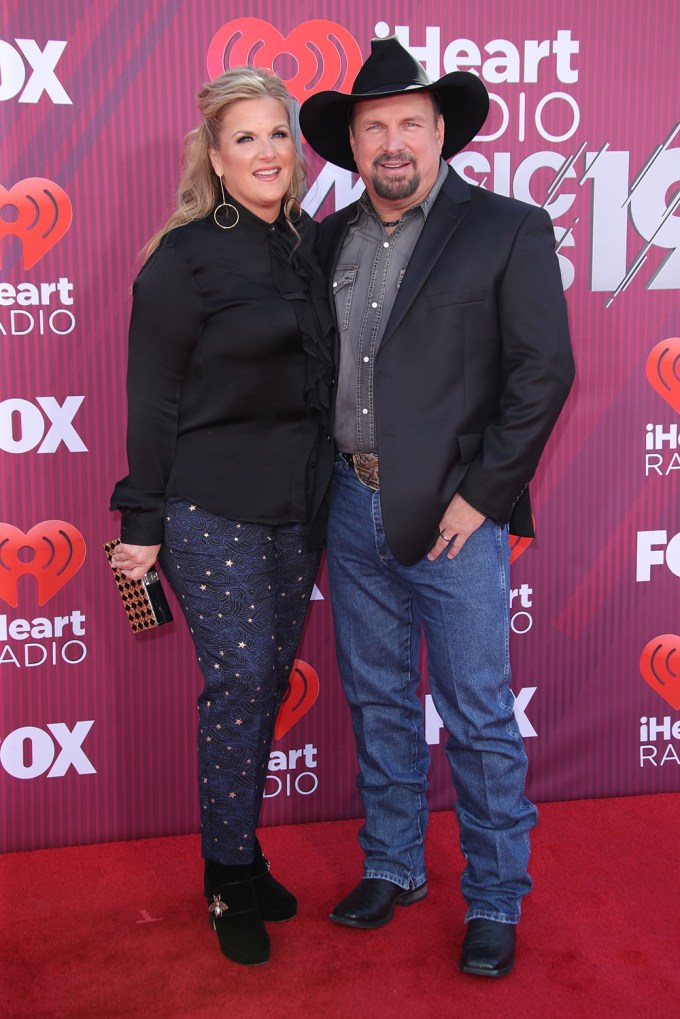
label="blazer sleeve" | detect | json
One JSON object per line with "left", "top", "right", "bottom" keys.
{"left": 456, "top": 205, "right": 575, "bottom": 523}
{"left": 110, "top": 241, "right": 204, "bottom": 544}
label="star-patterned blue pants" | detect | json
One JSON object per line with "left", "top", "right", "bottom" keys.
{"left": 159, "top": 497, "right": 320, "bottom": 864}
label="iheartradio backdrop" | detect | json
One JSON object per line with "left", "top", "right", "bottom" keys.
{"left": 2, "top": 0, "right": 679, "bottom": 852}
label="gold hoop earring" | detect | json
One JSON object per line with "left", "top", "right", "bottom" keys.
{"left": 213, "top": 176, "right": 239, "bottom": 230}
{"left": 284, "top": 195, "right": 302, "bottom": 223}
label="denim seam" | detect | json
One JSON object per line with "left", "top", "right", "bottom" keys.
{"left": 466, "top": 908, "right": 520, "bottom": 925}
{"left": 495, "top": 524, "right": 519, "bottom": 742}
{"left": 364, "top": 868, "right": 427, "bottom": 890}
{"left": 371, "top": 488, "right": 429, "bottom": 882}
{"left": 404, "top": 595, "right": 428, "bottom": 877}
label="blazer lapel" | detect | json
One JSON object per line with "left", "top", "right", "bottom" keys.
{"left": 381, "top": 169, "right": 472, "bottom": 343}
{"left": 318, "top": 207, "right": 355, "bottom": 294}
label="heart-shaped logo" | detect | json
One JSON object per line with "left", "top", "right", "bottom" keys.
{"left": 640, "top": 634, "right": 680, "bottom": 710}
{"left": 274, "top": 659, "right": 320, "bottom": 739}
{"left": 646, "top": 337, "right": 680, "bottom": 414}
{"left": 509, "top": 532, "right": 533, "bottom": 564}
{"left": 0, "top": 520, "right": 86, "bottom": 607}
{"left": 0, "top": 179, "right": 73, "bottom": 269}
{"left": 207, "top": 19, "right": 363, "bottom": 106}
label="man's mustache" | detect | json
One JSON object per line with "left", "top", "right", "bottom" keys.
{"left": 372, "top": 151, "right": 417, "bottom": 170}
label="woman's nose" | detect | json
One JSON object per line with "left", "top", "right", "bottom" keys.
{"left": 256, "top": 137, "right": 276, "bottom": 158}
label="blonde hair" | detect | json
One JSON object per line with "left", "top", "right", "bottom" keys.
{"left": 145, "top": 67, "right": 305, "bottom": 259}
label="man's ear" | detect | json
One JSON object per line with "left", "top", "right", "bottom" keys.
{"left": 435, "top": 113, "right": 445, "bottom": 153}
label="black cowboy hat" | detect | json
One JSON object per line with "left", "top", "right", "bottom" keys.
{"left": 299, "top": 35, "right": 489, "bottom": 172}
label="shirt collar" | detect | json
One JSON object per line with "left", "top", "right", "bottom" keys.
{"left": 215, "top": 192, "right": 289, "bottom": 240}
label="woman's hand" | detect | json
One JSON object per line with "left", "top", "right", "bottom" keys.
{"left": 111, "top": 542, "right": 161, "bottom": 580}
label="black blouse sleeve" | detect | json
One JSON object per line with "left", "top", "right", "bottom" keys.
{"left": 110, "top": 239, "right": 204, "bottom": 544}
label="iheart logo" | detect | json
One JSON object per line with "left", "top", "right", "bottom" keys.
{"left": 207, "top": 19, "right": 363, "bottom": 106}
{"left": 274, "top": 659, "right": 320, "bottom": 739}
{"left": 640, "top": 634, "right": 680, "bottom": 710}
{"left": 0, "top": 520, "right": 86, "bottom": 606}
{"left": 509, "top": 533, "right": 533, "bottom": 564}
{"left": 0, "top": 178, "right": 72, "bottom": 269}
{"left": 646, "top": 337, "right": 680, "bottom": 414}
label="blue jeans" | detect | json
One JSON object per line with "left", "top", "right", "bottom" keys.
{"left": 326, "top": 458, "right": 538, "bottom": 924}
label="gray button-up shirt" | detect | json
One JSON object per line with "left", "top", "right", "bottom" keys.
{"left": 332, "top": 159, "right": 449, "bottom": 453}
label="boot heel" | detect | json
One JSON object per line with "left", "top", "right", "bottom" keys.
{"left": 397, "top": 882, "right": 428, "bottom": 906}
{"left": 250, "top": 842, "right": 297, "bottom": 921}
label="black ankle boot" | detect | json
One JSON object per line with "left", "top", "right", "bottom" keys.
{"left": 250, "top": 839, "right": 297, "bottom": 921}
{"left": 204, "top": 861, "right": 270, "bottom": 965}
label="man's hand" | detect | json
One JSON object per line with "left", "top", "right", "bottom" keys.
{"left": 111, "top": 542, "right": 161, "bottom": 580}
{"left": 427, "top": 494, "right": 486, "bottom": 561}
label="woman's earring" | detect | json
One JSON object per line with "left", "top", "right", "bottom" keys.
{"left": 284, "top": 195, "right": 302, "bottom": 223}
{"left": 214, "top": 176, "right": 239, "bottom": 230}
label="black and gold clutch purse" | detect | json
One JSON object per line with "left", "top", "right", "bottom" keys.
{"left": 103, "top": 538, "right": 173, "bottom": 633}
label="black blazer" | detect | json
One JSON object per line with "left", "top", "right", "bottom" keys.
{"left": 318, "top": 167, "right": 575, "bottom": 566}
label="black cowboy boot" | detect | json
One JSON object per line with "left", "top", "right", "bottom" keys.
{"left": 204, "top": 861, "right": 270, "bottom": 965}
{"left": 249, "top": 838, "right": 297, "bottom": 921}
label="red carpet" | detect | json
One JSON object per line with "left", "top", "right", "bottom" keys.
{"left": 3, "top": 795, "right": 680, "bottom": 1018}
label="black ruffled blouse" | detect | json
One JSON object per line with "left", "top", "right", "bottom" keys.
{"left": 110, "top": 199, "right": 334, "bottom": 548}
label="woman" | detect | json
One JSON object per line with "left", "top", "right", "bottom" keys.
{"left": 110, "top": 67, "right": 333, "bottom": 966}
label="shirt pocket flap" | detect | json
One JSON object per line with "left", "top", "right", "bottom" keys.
{"left": 333, "top": 265, "right": 358, "bottom": 290}
{"left": 332, "top": 265, "right": 359, "bottom": 331}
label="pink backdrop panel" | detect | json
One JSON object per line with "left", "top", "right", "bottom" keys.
{"left": 1, "top": 0, "right": 679, "bottom": 851}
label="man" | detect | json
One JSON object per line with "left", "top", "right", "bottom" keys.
{"left": 299, "top": 37, "right": 574, "bottom": 977}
